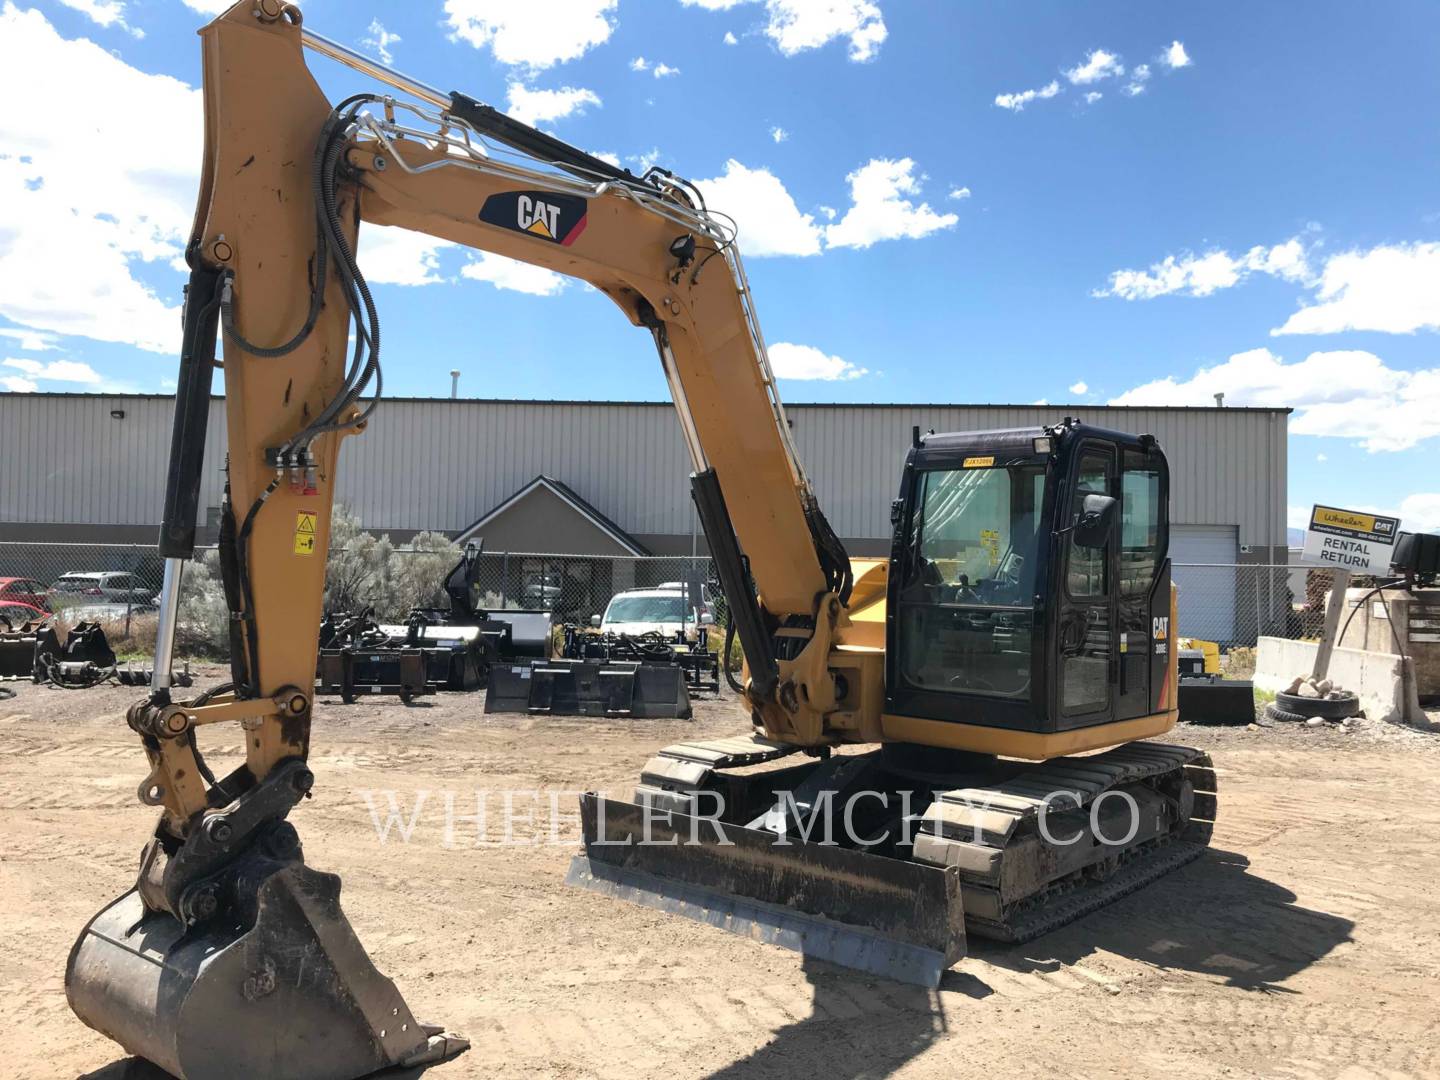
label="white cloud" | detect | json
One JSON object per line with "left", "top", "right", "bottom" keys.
{"left": 818, "top": 205, "right": 837, "bottom": 220}
{"left": 460, "top": 253, "right": 569, "bottom": 296}
{"left": 1123, "top": 63, "right": 1150, "bottom": 96}
{"left": 1069, "top": 380, "right": 1089, "bottom": 395}
{"left": 652, "top": 62, "right": 680, "bottom": 78}
{"left": 1100, "top": 238, "right": 1440, "bottom": 336}
{"left": 0, "top": 5, "right": 199, "bottom": 352}
{"left": 1109, "top": 347, "right": 1440, "bottom": 452}
{"left": 1097, "top": 238, "right": 1312, "bottom": 300}
{"left": 590, "top": 150, "right": 623, "bottom": 167}
{"left": 768, "top": 342, "right": 867, "bottom": 380}
{"left": 1399, "top": 494, "right": 1440, "bottom": 533}
{"left": 1065, "top": 48, "right": 1124, "bottom": 85}
{"left": 180, "top": 0, "right": 229, "bottom": 13}
{"left": 681, "top": 0, "right": 885, "bottom": 60}
{"left": 630, "top": 56, "right": 649, "bottom": 71}
{"left": 770, "top": 126, "right": 789, "bottom": 143}
{"left": 55, "top": 0, "right": 141, "bottom": 37}
{"left": 358, "top": 226, "right": 453, "bottom": 287}
{"left": 3, "top": 357, "right": 101, "bottom": 382}
{"left": 724, "top": 30, "right": 738, "bottom": 44}
{"left": 629, "top": 147, "right": 663, "bottom": 173}
{"left": 766, "top": 0, "right": 886, "bottom": 61}
{"left": 1084, "top": 91, "right": 1103, "bottom": 104}
{"left": 505, "top": 82, "right": 601, "bottom": 126}
{"left": 824, "top": 158, "right": 958, "bottom": 250}
{"left": 1274, "top": 242, "right": 1440, "bottom": 336}
{"left": 1161, "top": 40, "right": 1192, "bottom": 69}
{"left": 948, "top": 186, "right": 971, "bottom": 200}
{"left": 1316, "top": 452, "right": 1327, "bottom": 462}
{"left": 694, "top": 160, "right": 823, "bottom": 257}
{"left": 995, "top": 80, "right": 1061, "bottom": 112}
{"left": 0, "top": 327, "right": 59, "bottom": 351}
{"left": 1, "top": 375, "right": 37, "bottom": 392}
{"left": 361, "top": 19, "right": 401, "bottom": 65}
{"left": 445, "top": 0, "right": 617, "bottom": 69}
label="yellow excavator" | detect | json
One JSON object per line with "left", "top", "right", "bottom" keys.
{"left": 65, "top": 4, "right": 1217, "bottom": 1077}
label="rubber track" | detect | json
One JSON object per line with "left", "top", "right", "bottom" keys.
{"left": 917, "top": 742, "right": 1218, "bottom": 943}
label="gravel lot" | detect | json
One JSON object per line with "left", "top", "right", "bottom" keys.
{"left": 4, "top": 670, "right": 1439, "bottom": 1079}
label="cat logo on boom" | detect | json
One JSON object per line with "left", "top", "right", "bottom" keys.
{"left": 479, "top": 190, "right": 588, "bottom": 246}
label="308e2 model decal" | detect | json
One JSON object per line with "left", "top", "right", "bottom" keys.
{"left": 479, "top": 191, "right": 588, "bottom": 246}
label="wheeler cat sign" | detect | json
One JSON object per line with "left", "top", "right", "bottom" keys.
{"left": 1300, "top": 504, "right": 1400, "bottom": 574}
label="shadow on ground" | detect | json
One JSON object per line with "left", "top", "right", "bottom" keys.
{"left": 975, "top": 847, "right": 1353, "bottom": 993}
{"left": 703, "top": 847, "right": 1352, "bottom": 1079}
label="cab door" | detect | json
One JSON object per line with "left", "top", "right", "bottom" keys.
{"left": 1054, "top": 444, "right": 1118, "bottom": 728}
{"left": 1117, "top": 447, "right": 1168, "bottom": 719}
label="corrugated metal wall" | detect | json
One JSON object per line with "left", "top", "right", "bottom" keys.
{"left": 0, "top": 394, "right": 1288, "bottom": 548}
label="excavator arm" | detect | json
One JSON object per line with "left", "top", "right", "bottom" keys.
{"left": 67, "top": 5, "right": 878, "bottom": 1077}
{"left": 132, "top": 1, "right": 876, "bottom": 849}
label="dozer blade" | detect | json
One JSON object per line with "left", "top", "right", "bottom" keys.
{"left": 67, "top": 862, "right": 467, "bottom": 1080}
{"left": 568, "top": 793, "right": 966, "bottom": 987}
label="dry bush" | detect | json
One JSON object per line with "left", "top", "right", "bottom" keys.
{"left": 1223, "top": 646, "right": 1256, "bottom": 680}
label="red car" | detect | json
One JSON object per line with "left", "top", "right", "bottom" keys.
{"left": 0, "top": 578, "right": 52, "bottom": 613}
{"left": 0, "top": 600, "right": 49, "bottom": 628}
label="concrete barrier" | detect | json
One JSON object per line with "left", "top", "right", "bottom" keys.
{"left": 1255, "top": 637, "right": 1423, "bottom": 724}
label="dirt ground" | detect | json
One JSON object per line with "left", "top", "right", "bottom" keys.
{"left": 4, "top": 671, "right": 1440, "bottom": 1080}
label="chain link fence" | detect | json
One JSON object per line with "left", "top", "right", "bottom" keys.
{"left": 1, "top": 541, "right": 1336, "bottom": 663}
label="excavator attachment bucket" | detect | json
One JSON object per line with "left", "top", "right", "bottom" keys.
{"left": 568, "top": 793, "right": 967, "bottom": 987}
{"left": 67, "top": 863, "right": 466, "bottom": 1080}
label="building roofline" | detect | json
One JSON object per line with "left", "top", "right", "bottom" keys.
{"left": 0, "top": 391, "right": 1295, "bottom": 415}
{"left": 455, "top": 475, "right": 650, "bottom": 556}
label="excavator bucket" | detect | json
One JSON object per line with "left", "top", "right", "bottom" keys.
{"left": 67, "top": 862, "right": 465, "bottom": 1080}
{"left": 569, "top": 793, "right": 967, "bottom": 987}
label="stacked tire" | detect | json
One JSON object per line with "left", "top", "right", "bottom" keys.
{"left": 1265, "top": 690, "right": 1360, "bottom": 724}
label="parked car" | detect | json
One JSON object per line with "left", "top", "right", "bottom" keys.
{"left": 0, "top": 577, "right": 52, "bottom": 613}
{"left": 657, "top": 580, "right": 715, "bottom": 623}
{"left": 0, "top": 601, "right": 50, "bottom": 627}
{"left": 62, "top": 601, "right": 155, "bottom": 622}
{"left": 48, "top": 571, "right": 152, "bottom": 605}
{"left": 594, "top": 587, "right": 714, "bottom": 640}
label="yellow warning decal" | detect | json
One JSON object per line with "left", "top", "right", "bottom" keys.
{"left": 962, "top": 455, "right": 995, "bottom": 468}
{"left": 294, "top": 510, "right": 317, "bottom": 556}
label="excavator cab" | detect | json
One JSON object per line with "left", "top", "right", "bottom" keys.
{"left": 573, "top": 419, "right": 1212, "bottom": 986}
{"left": 886, "top": 419, "right": 1175, "bottom": 741}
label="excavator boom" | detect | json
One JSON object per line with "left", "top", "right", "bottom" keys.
{"left": 67, "top": 3, "right": 874, "bottom": 1076}
{"left": 66, "top": 4, "right": 1216, "bottom": 1075}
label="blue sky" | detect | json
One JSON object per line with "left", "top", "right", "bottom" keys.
{"left": 1, "top": 0, "right": 1437, "bottom": 530}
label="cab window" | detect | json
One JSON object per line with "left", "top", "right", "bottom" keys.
{"left": 1120, "top": 449, "right": 1165, "bottom": 596}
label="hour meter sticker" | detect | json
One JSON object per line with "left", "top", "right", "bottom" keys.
{"left": 479, "top": 191, "right": 589, "bottom": 246}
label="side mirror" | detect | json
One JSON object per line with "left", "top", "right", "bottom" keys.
{"left": 1072, "top": 494, "right": 1117, "bottom": 549}
{"left": 589, "top": 614, "right": 601, "bottom": 628}
{"left": 890, "top": 498, "right": 905, "bottom": 528}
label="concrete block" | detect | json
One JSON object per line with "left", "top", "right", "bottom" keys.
{"left": 1256, "top": 637, "right": 1424, "bottom": 725}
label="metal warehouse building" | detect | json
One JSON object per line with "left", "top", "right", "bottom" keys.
{"left": 0, "top": 393, "right": 1289, "bottom": 561}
